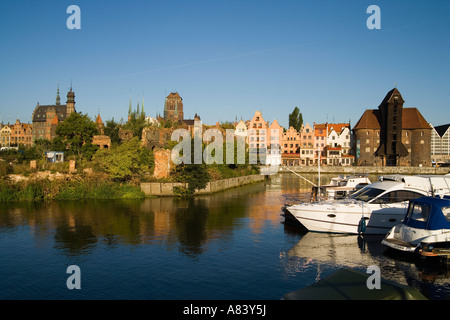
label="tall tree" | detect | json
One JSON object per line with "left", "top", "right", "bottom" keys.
{"left": 55, "top": 112, "right": 99, "bottom": 158}
{"left": 289, "top": 106, "right": 303, "bottom": 132}
{"left": 104, "top": 118, "right": 121, "bottom": 145}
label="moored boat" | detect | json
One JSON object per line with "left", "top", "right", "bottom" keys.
{"left": 311, "top": 174, "right": 371, "bottom": 200}
{"left": 286, "top": 174, "right": 450, "bottom": 235}
{"left": 382, "top": 196, "right": 450, "bottom": 255}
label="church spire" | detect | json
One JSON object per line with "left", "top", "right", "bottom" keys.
{"left": 56, "top": 83, "right": 61, "bottom": 106}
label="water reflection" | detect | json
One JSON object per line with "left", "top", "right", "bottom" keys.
{"left": 0, "top": 181, "right": 277, "bottom": 259}
{"left": 1, "top": 173, "right": 450, "bottom": 300}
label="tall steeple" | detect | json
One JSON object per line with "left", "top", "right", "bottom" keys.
{"left": 56, "top": 83, "right": 61, "bottom": 106}
{"left": 66, "top": 82, "right": 76, "bottom": 115}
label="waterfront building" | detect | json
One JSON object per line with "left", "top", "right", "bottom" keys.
{"left": 313, "top": 123, "right": 327, "bottom": 165}
{"left": 247, "top": 111, "right": 268, "bottom": 150}
{"left": 299, "top": 123, "right": 314, "bottom": 166}
{"left": 9, "top": 119, "right": 33, "bottom": 148}
{"left": 430, "top": 123, "right": 450, "bottom": 165}
{"left": 281, "top": 126, "right": 301, "bottom": 166}
{"left": 31, "top": 85, "right": 76, "bottom": 142}
{"left": 353, "top": 88, "right": 431, "bottom": 167}
{"left": 267, "top": 119, "right": 283, "bottom": 150}
{"left": 325, "top": 123, "right": 354, "bottom": 166}
{"left": 234, "top": 120, "right": 248, "bottom": 141}
{"left": 0, "top": 125, "right": 11, "bottom": 148}
{"left": 282, "top": 126, "right": 300, "bottom": 154}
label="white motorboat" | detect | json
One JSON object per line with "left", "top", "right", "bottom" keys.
{"left": 311, "top": 174, "right": 371, "bottom": 200}
{"left": 286, "top": 174, "right": 450, "bottom": 235}
{"left": 382, "top": 196, "right": 450, "bottom": 254}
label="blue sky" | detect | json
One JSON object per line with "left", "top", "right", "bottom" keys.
{"left": 0, "top": 0, "right": 449, "bottom": 128}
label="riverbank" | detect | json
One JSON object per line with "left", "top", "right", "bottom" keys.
{"left": 0, "top": 174, "right": 145, "bottom": 202}
{"left": 140, "top": 174, "right": 267, "bottom": 197}
{"left": 0, "top": 169, "right": 268, "bottom": 201}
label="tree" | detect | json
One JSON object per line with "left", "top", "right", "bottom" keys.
{"left": 92, "top": 137, "right": 154, "bottom": 181}
{"left": 55, "top": 112, "right": 99, "bottom": 158}
{"left": 171, "top": 138, "right": 210, "bottom": 196}
{"left": 289, "top": 106, "right": 303, "bottom": 132}
{"left": 104, "top": 118, "right": 121, "bottom": 145}
{"left": 123, "top": 112, "right": 147, "bottom": 138}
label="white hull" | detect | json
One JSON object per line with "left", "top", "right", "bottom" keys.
{"left": 287, "top": 200, "right": 408, "bottom": 235}
{"left": 285, "top": 174, "right": 450, "bottom": 235}
{"left": 382, "top": 224, "right": 450, "bottom": 253}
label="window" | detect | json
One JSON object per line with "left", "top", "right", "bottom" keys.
{"left": 443, "top": 207, "right": 450, "bottom": 222}
{"left": 349, "top": 187, "right": 385, "bottom": 202}
{"left": 371, "top": 190, "right": 424, "bottom": 204}
{"left": 406, "top": 203, "right": 430, "bottom": 222}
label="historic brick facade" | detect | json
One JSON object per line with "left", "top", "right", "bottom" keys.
{"left": 9, "top": 119, "right": 33, "bottom": 148}
{"left": 163, "top": 92, "right": 184, "bottom": 123}
{"left": 353, "top": 88, "right": 431, "bottom": 167}
{"left": 31, "top": 85, "right": 76, "bottom": 142}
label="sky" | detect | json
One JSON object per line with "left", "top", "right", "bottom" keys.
{"left": 0, "top": 0, "right": 449, "bottom": 129}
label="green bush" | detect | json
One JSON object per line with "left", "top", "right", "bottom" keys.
{"left": 92, "top": 137, "right": 154, "bottom": 181}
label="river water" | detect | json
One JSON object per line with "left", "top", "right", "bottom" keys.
{"left": 1, "top": 173, "right": 449, "bottom": 300}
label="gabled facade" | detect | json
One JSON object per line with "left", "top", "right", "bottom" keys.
{"left": 9, "top": 119, "right": 33, "bottom": 148}
{"left": 299, "top": 123, "right": 314, "bottom": 166}
{"left": 247, "top": 111, "right": 268, "bottom": 150}
{"left": 268, "top": 119, "right": 283, "bottom": 150}
{"left": 0, "top": 125, "right": 11, "bottom": 148}
{"left": 353, "top": 88, "right": 431, "bottom": 167}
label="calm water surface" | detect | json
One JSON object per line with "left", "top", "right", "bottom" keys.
{"left": 1, "top": 173, "right": 449, "bottom": 300}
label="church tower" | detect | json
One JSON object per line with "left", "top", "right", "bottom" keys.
{"left": 66, "top": 85, "right": 76, "bottom": 115}
{"left": 163, "top": 92, "right": 184, "bottom": 122}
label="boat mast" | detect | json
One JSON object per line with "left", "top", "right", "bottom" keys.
{"left": 318, "top": 150, "right": 321, "bottom": 200}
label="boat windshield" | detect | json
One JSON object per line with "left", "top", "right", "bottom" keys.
{"left": 405, "top": 203, "right": 431, "bottom": 223}
{"left": 348, "top": 187, "right": 385, "bottom": 202}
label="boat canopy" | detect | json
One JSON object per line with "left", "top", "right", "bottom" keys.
{"left": 403, "top": 196, "right": 450, "bottom": 231}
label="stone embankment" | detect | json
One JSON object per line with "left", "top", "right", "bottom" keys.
{"left": 140, "top": 174, "right": 267, "bottom": 196}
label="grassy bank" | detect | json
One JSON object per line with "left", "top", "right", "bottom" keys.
{"left": 0, "top": 177, "right": 144, "bottom": 202}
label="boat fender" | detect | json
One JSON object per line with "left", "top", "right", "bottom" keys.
{"left": 358, "top": 217, "right": 366, "bottom": 234}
